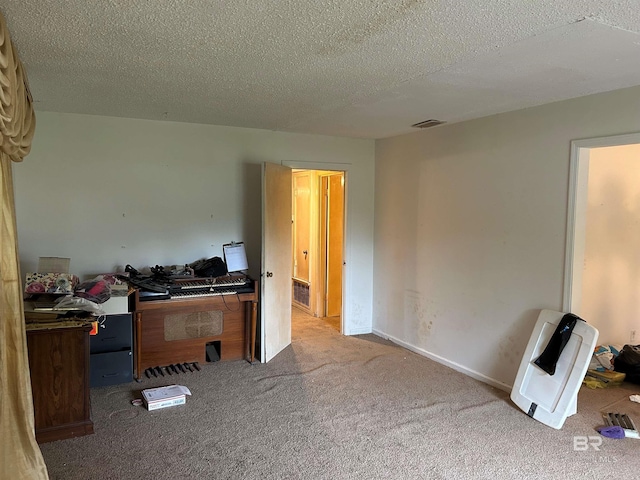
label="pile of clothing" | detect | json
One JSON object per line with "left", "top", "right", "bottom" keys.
{"left": 583, "top": 344, "right": 640, "bottom": 388}
{"left": 613, "top": 344, "right": 640, "bottom": 384}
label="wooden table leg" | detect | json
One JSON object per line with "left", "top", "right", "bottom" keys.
{"left": 250, "top": 301, "right": 258, "bottom": 363}
{"left": 135, "top": 312, "right": 142, "bottom": 379}
{"left": 245, "top": 301, "right": 251, "bottom": 362}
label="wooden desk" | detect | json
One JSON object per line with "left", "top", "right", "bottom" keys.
{"left": 26, "top": 322, "right": 94, "bottom": 443}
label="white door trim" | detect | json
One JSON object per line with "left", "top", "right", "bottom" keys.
{"left": 563, "top": 132, "right": 640, "bottom": 313}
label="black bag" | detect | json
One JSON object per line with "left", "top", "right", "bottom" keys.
{"left": 614, "top": 344, "right": 640, "bottom": 384}
{"left": 190, "top": 256, "right": 228, "bottom": 278}
{"left": 534, "top": 313, "right": 582, "bottom": 375}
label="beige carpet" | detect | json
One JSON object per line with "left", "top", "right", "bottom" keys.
{"left": 39, "top": 309, "right": 640, "bottom": 479}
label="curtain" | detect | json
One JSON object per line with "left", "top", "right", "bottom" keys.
{"left": 0, "top": 11, "right": 48, "bottom": 480}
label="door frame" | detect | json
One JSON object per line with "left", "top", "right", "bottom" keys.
{"left": 563, "top": 132, "right": 640, "bottom": 313}
{"left": 284, "top": 161, "right": 350, "bottom": 333}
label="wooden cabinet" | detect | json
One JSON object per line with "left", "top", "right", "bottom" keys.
{"left": 26, "top": 323, "right": 94, "bottom": 443}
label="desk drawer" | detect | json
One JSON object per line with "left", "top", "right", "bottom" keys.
{"left": 90, "top": 313, "right": 132, "bottom": 353}
{"left": 90, "top": 350, "right": 132, "bottom": 387}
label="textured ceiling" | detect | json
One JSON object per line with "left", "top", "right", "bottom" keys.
{"left": 2, "top": 1, "right": 640, "bottom": 139}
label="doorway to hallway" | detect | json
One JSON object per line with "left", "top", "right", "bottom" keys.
{"left": 292, "top": 170, "right": 345, "bottom": 333}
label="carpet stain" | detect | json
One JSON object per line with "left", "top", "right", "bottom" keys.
{"left": 108, "top": 408, "right": 140, "bottom": 420}
{"left": 362, "top": 354, "right": 393, "bottom": 366}
{"left": 256, "top": 362, "right": 333, "bottom": 381}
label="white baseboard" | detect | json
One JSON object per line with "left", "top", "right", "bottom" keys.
{"left": 372, "top": 328, "right": 513, "bottom": 393}
{"left": 345, "top": 327, "right": 372, "bottom": 336}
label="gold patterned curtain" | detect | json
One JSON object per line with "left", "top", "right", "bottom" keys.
{"left": 0, "top": 11, "right": 48, "bottom": 480}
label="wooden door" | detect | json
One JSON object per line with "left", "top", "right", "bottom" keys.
{"left": 261, "top": 162, "right": 292, "bottom": 362}
{"left": 325, "top": 173, "right": 344, "bottom": 317}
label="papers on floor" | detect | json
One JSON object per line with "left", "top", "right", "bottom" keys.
{"left": 141, "top": 385, "right": 192, "bottom": 411}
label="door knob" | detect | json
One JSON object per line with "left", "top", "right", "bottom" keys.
{"left": 266, "top": 272, "right": 273, "bottom": 277}
{"left": 303, "top": 250, "right": 308, "bottom": 259}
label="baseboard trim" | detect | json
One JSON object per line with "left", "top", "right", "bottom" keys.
{"left": 346, "top": 327, "right": 372, "bottom": 336}
{"left": 372, "top": 328, "right": 513, "bottom": 393}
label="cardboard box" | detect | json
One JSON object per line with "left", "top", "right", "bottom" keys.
{"left": 141, "top": 385, "right": 191, "bottom": 411}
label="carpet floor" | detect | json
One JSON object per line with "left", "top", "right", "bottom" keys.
{"left": 38, "top": 308, "right": 640, "bottom": 479}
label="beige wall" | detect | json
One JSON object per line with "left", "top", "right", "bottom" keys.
{"left": 374, "top": 85, "right": 640, "bottom": 389}
{"left": 14, "top": 111, "right": 375, "bottom": 335}
{"left": 582, "top": 144, "right": 640, "bottom": 346}
{"left": 17, "top": 85, "right": 640, "bottom": 385}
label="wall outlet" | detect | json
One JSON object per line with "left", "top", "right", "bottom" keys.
{"left": 631, "top": 330, "right": 637, "bottom": 343}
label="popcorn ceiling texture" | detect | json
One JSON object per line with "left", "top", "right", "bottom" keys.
{"left": 2, "top": 0, "right": 640, "bottom": 138}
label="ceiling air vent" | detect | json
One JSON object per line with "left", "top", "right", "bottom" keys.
{"left": 411, "top": 119, "right": 446, "bottom": 129}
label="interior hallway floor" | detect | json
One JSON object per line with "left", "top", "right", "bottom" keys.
{"left": 292, "top": 305, "right": 341, "bottom": 333}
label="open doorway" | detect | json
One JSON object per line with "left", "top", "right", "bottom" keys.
{"left": 564, "top": 133, "right": 640, "bottom": 346}
{"left": 292, "top": 170, "right": 345, "bottom": 333}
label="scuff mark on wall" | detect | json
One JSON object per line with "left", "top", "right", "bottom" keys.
{"left": 497, "top": 335, "right": 519, "bottom": 365}
{"left": 405, "top": 289, "right": 432, "bottom": 344}
{"left": 351, "top": 302, "right": 366, "bottom": 327}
